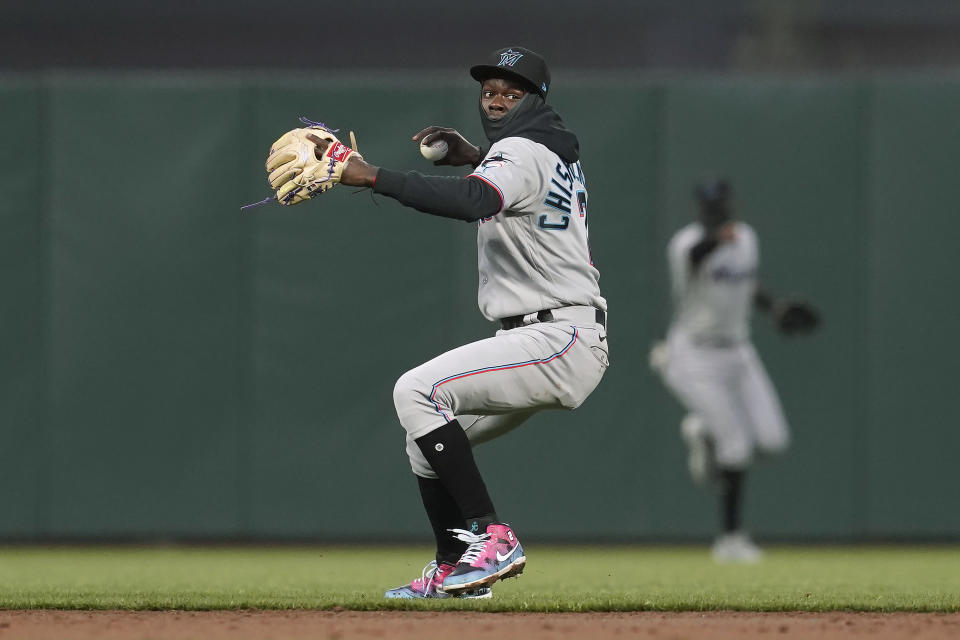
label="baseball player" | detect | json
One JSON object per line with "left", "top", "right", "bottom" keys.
{"left": 651, "top": 178, "right": 819, "bottom": 563}
{"left": 261, "top": 46, "right": 608, "bottom": 597}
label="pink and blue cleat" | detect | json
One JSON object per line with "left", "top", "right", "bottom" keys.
{"left": 384, "top": 560, "right": 492, "bottom": 599}
{"left": 441, "top": 523, "right": 526, "bottom": 595}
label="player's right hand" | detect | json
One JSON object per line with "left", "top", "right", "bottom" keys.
{"left": 413, "top": 126, "right": 482, "bottom": 167}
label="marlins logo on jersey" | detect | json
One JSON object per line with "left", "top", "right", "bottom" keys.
{"left": 478, "top": 153, "right": 512, "bottom": 172}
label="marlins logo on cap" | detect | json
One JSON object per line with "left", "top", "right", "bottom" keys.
{"left": 498, "top": 49, "right": 524, "bottom": 67}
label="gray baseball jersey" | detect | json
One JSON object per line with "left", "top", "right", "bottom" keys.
{"left": 667, "top": 221, "right": 758, "bottom": 344}
{"left": 468, "top": 137, "right": 606, "bottom": 321}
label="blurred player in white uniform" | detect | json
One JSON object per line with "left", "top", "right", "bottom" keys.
{"left": 311, "top": 46, "right": 609, "bottom": 596}
{"left": 651, "top": 178, "right": 819, "bottom": 562}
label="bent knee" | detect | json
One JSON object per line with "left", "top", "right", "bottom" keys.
{"left": 392, "top": 370, "right": 424, "bottom": 410}
{"left": 393, "top": 368, "right": 438, "bottom": 421}
{"left": 715, "top": 438, "right": 753, "bottom": 468}
{"left": 757, "top": 428, "right": 791, "bottom": 457}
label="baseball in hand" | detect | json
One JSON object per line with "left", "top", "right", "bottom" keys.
{"left": 420, "top": 138, "right": 449, "bottom": 162}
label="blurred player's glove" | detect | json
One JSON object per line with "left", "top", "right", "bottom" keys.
{"left": 265, "top": 121, "right": 361, "bottom": 206}
{"left": 648, "top": 340, "right": 670, "bottom": 373}
{"left": 773, "top": 298, "right": 821, "bottom": 336}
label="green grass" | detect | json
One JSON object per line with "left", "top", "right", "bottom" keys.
{"left": 0, "top": 545, "right": 957, "bottom": 612}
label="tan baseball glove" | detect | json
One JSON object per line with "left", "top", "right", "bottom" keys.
{"left": 265, "top": 122, "right": 361, "bottom": 205}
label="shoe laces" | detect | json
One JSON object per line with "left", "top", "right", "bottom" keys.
{"left": 412, "top": 560, "right": 441, "bottom": 592}
{"left": 448, "top": 528, "right": 491, "bottom": 564}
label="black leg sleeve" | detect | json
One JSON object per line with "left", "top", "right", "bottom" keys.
{"left": 415, "top": 420, "right": 497, "bottom": 524}
{"left": 719, "top": 469, "right": 745, "bottom": 533}
{"left": 416, "top": 476, "right": 468, "bottom": 565}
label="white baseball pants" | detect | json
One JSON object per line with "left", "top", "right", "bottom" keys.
{"left": 662, "top": 332, "right": 789, "bottom": 469}
{"left": 394, "top": 317, "right": 609, "bottom": 478}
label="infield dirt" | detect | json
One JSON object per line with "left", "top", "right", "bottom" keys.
{"left": 1, "top": 610, "right": 959, "bottom": 640}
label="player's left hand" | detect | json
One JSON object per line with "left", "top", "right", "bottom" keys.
{"left": 773, "top": 297, "right": 821, "bottom": 336}
{"left": 303, "top": 133, "right": 381, "bottom": 189}
{"left": 265, "top": 126, "right": 363, "bottom": 205}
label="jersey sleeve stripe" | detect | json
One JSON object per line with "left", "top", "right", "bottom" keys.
{"left": 427, "top": 328, "right": 579, "bottom": 421}
{"left": 468, "top": 174, "right": 505, "bottom": 213}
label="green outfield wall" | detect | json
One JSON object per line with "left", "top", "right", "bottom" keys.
{"left": 1, "top": 72, "right": 957, "bottom": 540}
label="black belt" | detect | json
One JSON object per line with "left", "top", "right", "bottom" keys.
{"left": 500, "top": 308, "right": 606, "bottom": 331}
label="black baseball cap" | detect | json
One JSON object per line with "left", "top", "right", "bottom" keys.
{"left": 694, "top": 178, "right": 732, "bottom": 205}
{"left": 470, "top": 46, "right": 550, "bottom": 97}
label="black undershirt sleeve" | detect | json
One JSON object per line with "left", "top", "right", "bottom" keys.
{"left": 689, "top": 237, "right": 721, "bottom": 271}
{"left": 373, "top": 168, "right": 502, "bottom": 222}
{"left": 753, "top": 287, "right": 775, "bottom": 313}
